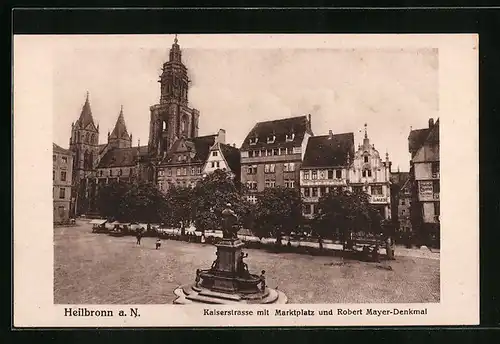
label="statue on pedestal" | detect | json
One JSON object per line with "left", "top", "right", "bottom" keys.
{"left": 221, "top": 203, "right": 239, "bottom": 239}
{"left": 237, "top": 251, "right": 249, "bottom": 276}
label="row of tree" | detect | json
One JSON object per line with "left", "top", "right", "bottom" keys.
{"left": 96, "top": 170, "right": 394, "bottom": 253}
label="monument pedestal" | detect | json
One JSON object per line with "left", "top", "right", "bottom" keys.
{"left": 173, "top": 238, "right": 287, "bottom": 304}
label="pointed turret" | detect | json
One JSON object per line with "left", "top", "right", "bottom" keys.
{"left": 363, "top": 123, "right": 370, "bottom": 149}
{"left": 108, "top": 105, "right": 132, "bottom": 149}
{"left": 77, "top": 91, "right": 96, "bottom": 129}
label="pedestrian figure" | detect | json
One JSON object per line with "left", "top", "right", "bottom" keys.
{"left": 195, "top": 269, "right": 201, "bottom": 287}
{"left": 155, "top": 238, "right": 162, "bottom": 250}
{"left": 136, "top": 231, "right": 142, "bottom": 245}
{"left": 259, "top": 270, "right": 266, "bottom": 292}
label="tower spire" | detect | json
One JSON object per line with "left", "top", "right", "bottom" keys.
{"left": 364, "top": 123, "right": 368, "bottom": 139}
{"left": 174, "top": 34, "right": 178, "bottom": 44}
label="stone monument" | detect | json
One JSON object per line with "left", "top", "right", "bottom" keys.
{"left": 173, "top": 203, "right": 287, "bottom": 304}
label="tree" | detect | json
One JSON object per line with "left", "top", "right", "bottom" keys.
{"left": 120, "top": 182, "right": 168, "bottom": 224}
{"left": 165, "top": 185, "right": 193, "bottom": 235}
{"left": 314, "top": 188, "right": 372, "bottom": 245}
{"left": 253, "top": 187, "right": 302, "bottom": 246}
{"left": 96, "top": 181, "right": 130, "bottom": 220}
{"left": 96, "top": 181, "right": 168, "bottom": 224}
{"left": 191, "top": 169, "right": 251, "bottom": 233}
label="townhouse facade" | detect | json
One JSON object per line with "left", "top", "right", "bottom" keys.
{"left": 53, "top": 143, "right": 73, "bottom": 223}
{"left": 240, "top": 115, "right": 314, "bottom": 203}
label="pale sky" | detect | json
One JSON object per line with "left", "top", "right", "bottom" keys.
{"left": 52, "top": 35, "right": 438, "bottom": 171}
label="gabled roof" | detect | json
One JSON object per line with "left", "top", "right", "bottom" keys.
{"left": 240, "top": 115, "right": 312, "bottom": 150}
{"left": 219, "top": 143, "right": 241, "bottom": 174}
{"left": 302, "top": 132, "right": 355, "bottom": 168}
{"left": 75, "top": 93, "right": 96, "bottom": 130}
{"left": 53, "top": 143, "right": 71, "bottom": 155}
{"left": 109, "top": 107, "right": 130, "bottom": 140}
{"left": 408, "top": 118, "right": 439, "bottom": 154}
{"left": 162, "top": 134, "right": 218, "bottom": 165}
{"left": 97, "top": 146, "right": 148, "bottom": 168}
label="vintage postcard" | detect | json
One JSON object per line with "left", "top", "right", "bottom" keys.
{"left": 13, "top": 34, "right": 479, "bottom": 327}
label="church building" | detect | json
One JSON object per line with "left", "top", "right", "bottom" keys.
{"left": 67, "top": 36, "right": 237, "bottom": 216}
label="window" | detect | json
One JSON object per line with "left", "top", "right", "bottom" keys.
{"left": 159, "top": 170, "right": 164, "bottom": 176}
{"left": 100, "top": 170, "right": 103, "bottom": 177}
{"left": 335, "top": 170, "right": 342, "bottom": 179}
{"left": 266, "top": 149, "right": 272, "bottom": 157}
{"left": 287, "top": 147, "right": 294, "bottom": 155}
{"left": 273, "top": 148, "right": 279, "bottom": 156}
{"left": 248, "top": 151, "right": 254, "bottom": 158}
{"left": 247, "top": 181, "right": 257, "bottom": 190}
{"left": 327, "top": 170, "right": 334, "bottom": 179}
{"left": 312, "top": 171, "right": 318, "bottom": 180}
{"left": 191, "top": 167, "right": 195, "bottom": 175}
{"left": 109, "top": 170, "right": 113, "bottom": 176}
{"left": 62, "top": 156, "right": 68, "bottom": 164}
{"left": 401, "top": 200, "right": 406, "bottom": 205}
{"left": 197, "top": 167, "right": 202, "bottom": 174}
{"left": 264, "top": 164, "right": 275, "bottom": 173}
{"left": 432, "top": 162, "right": 440, "bottom": 178}
{"left": 178, "top": 156, "right": 182, "bottom": 162}
{"left": 167, "top": 169, "right": 172, "bottom": 176}
{"left": 158, "top": 181, "right": 163, "bottom": 190}
{"left": 283, "top": 162, "right": 295, "bottom": 172}
{"left": 59, "top": 187, "right": 65, "bottom": 199}
{"left": 249, "top": 137, "right": 258, "bottom": 145}
{"left": 261, "top": 149, "right": 266, "bottom": 157}
{"left": 53, "top": 170, "right": 55, "bottom": 180}
{"left": 176, "top": 168, "right": 181, "bottom": 176}
{"left": 212, "top": 151, "right": 218, "bottom": 157}
{"left": 303, "top": 204, "right": 311, "bottom": 215}
{"left": 247, "top": 165, "right": 257, "bottom": 174}
{"left": 265, "top": 180, "right": 276, "bottom": 188}
{"left": 312, "top": 188, "right": 318, "bottom": 197}
{"left": 319, "top": 187, "right": 326, "bottom": 196}
{"left": 303, "top": 171, "right": 310, "bottom": 180}
{"left": 182, "top": 167, "right": 187, "bottom": 175}
{"left": 211, "top": 162, "right": 215, "bottom": 168}
{"left": 254, "top": 150, "right": 260, "bottom": 157}
{"left": 433, "top": 180, "right": 440, "bottom": 193}
{"left": 362, "top": 169, "right": 372, "bottom": 177}
{"left": 304, "top": 187, "right": 310, "bottom": 197}
{"left": 119, "top": 169, "right": 123, "bottom": 176}
{"left": 60, "top": 171, "right": 66, "bottom": 181}
{"left": 371, "top": 185, "right": 383, "bottom": 195}
{"left": 368, "top": 170, "right": 372, "bottom": 177}
{"left": 284, "top": 180, "right": 295, "bottom": 188}
{"left": 286, "top": 133, "right": 295, "bottom": 141}
{"left": 267, "top": 135, "right": 275, "bottom": 143}
{"left": 364, "top": 156, "right": 369, "bottom": 163}
{"left": 53, "top": 155, "right": 56, "bottom": 161}
{"left": 216, "top": 161, "right": 220, "bottom": 168}
{"left": 352, "top": 186, "right": 363, "bottom": 193}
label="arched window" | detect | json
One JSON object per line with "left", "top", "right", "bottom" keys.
{"left": 85, "top": 132, "right": 90, "bottom": 143}
{"left": 84, "top": 150, "right": 90, "bottom": 169}
{"left": 91, "top": 133, "right": 96, "bottom": 144}
{"left": 163, "top": 121, "right": 167, "bottom": 131}
{"left": 181, "top": 115, "right": 188, "bottom": 136}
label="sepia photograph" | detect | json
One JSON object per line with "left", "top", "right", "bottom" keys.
{"left": 52, "top": 34, "right": 440, "bottom": 305}
{"left": 14, "top": 33, "right": 478, "bottom": 327}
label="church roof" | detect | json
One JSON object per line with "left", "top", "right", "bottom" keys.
{"left": 97, "top": 146, "right": 148, "bottom": 168}
{"left": 240, "top": 115, "right": 312, "bottom": 150}
{"left": 390, "top": 171, "right": 410, "bottom": 186}
{"left": 302, "top": 132, "right": 355, "bottom": 168}
{"left": 75, "top": 92, "right": 96, "bottom": 129}
{"left": 219, "top": 143, "right": 241, "bottom": 174}
{"left": 53, "top": 143, "right": 71, "bottom": 155}
{"left": 109, "top": 106, "right": 130, "bottom": 140}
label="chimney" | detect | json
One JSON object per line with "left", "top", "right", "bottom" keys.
{"left": 328, "top": 130, "right": 333, "bottom": 139}
{"left": 429, "top": 118, "right": 434, "bottom": 128}
{"left": 216, "top": 129, "right": 226, "bottom": 144}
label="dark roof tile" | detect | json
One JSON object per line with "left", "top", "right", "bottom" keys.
{"left": 302, "top": 133, "right": 355, "bottom": 168}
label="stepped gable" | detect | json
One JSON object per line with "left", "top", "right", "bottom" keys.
{"left": 302, "top": 132, "right": 355, "bottom": 168}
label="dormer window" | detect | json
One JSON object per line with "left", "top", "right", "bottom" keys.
{"left": 286, "top": 133, "right": 295, "bottom": 142}
{"left": 267, "top": 135, "right": 276, "bottom": 143}
{"left": 249, "top": 137, "right": 258, "bottom": 145}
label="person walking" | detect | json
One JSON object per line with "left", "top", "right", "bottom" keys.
{"left": 136, "top": 230, "right": 142, "bottom": 245}
{"left": 155, "top": 238, "right": 162, "bottom": 250}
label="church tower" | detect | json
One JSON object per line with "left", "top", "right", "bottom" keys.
{"left": 69, "top": 92, "right": 100, "bottom": 181}
{"left": 108, "top": 105, "right": 132, "bottom": 149}
{"left": 148, "top": 35, "right": 200, "bottom": 158}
